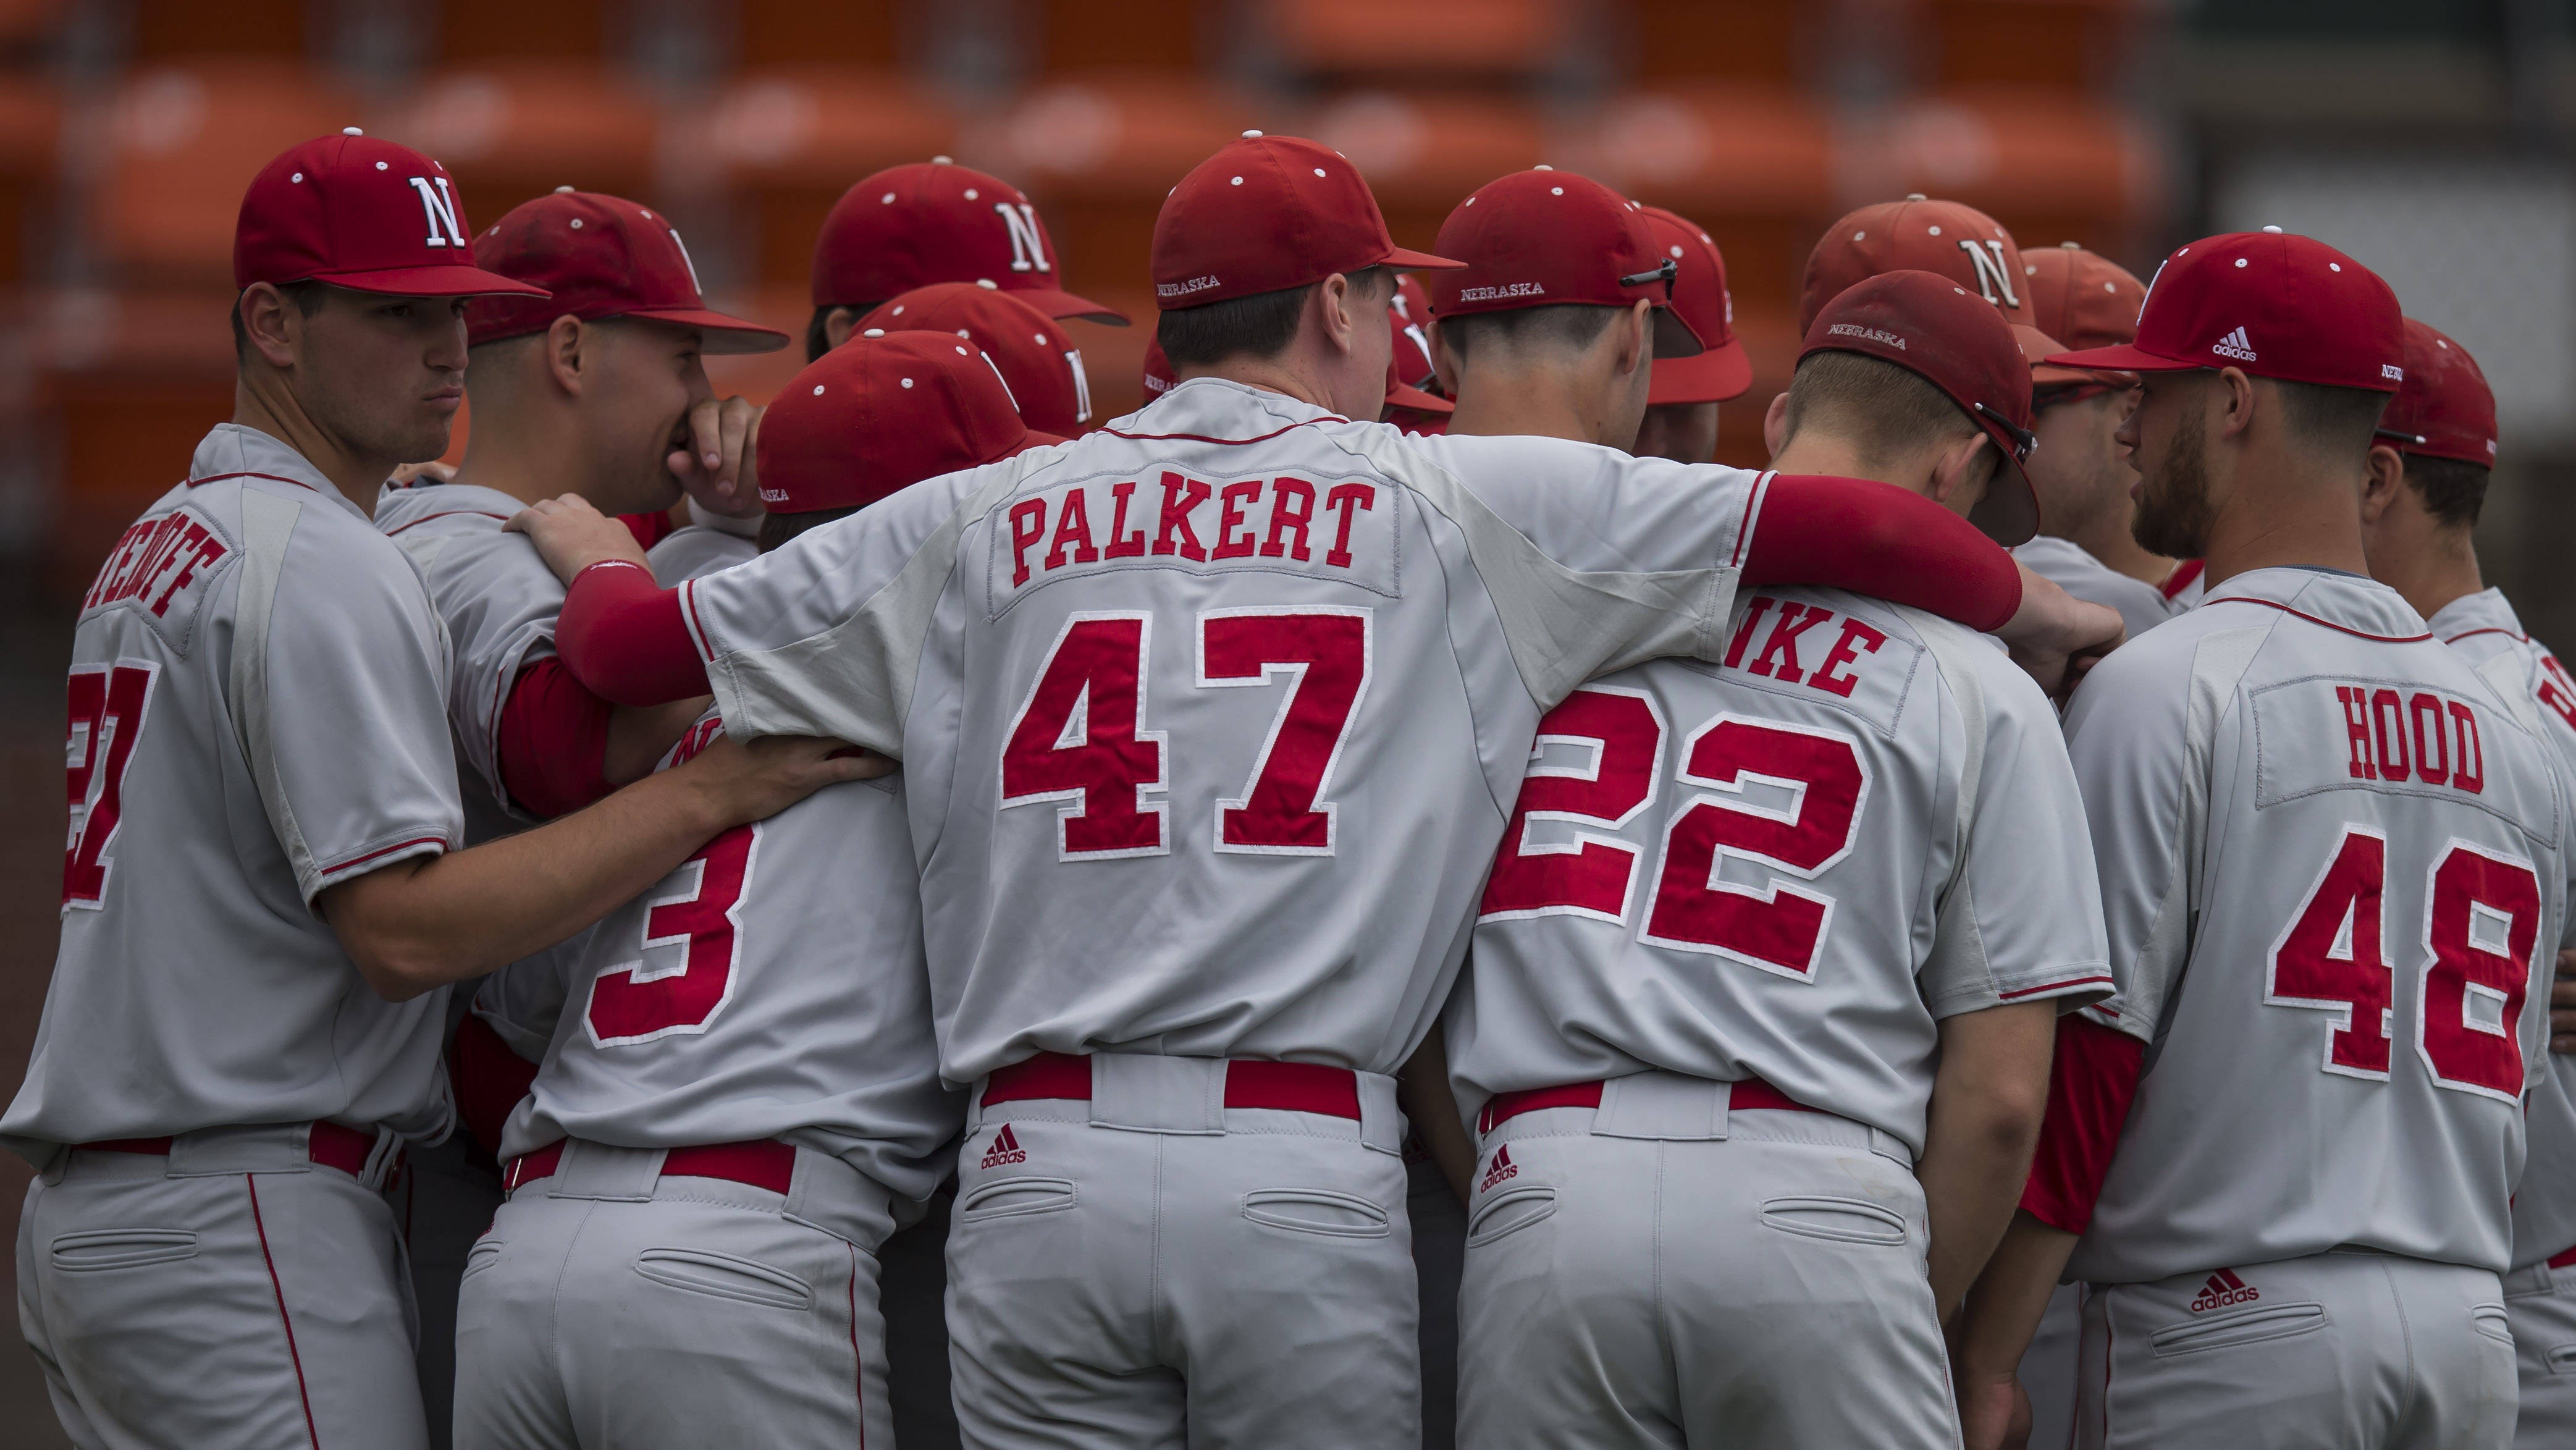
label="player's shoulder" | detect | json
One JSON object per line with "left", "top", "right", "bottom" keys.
{"left": 371, "top": 479, "right": 522, "bottom": 540}
{"left": 648, "top": 525, "right": 758, "bottom": 587}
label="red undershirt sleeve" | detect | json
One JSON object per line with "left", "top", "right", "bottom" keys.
{"left": 1741, "top": 474, "right": 2024, "bottom": 633}
{"left": 2018, "top": 1013, "right": 2148, "bottom": 1234}
{"left": 495, "top": 658, "right": 617, "bottom": 820}
{"left": 448, "top": 1010, "right": 542, "bottom": 1164}
{"left": 618, "top": 508, "right": 676, "bottom": 554}
{"left": 553, "top": 560, "right": 710, "bottom": 706}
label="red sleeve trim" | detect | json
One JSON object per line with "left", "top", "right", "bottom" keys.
{"left": 495, "top": 659, "right": 616, "bottom": 819}
{"left": 1998, "top": 973, "right": 2114, "bottom": 1000}
{"left": 1740, "top": 474, "right": 2023, "bottom": 633}
{"left": 2019, "top": 1014, "right": 2147, "bottom": 1234}
{"left": 555, "top": 560, "right": 710, "bottom": 706}
{"left": 321, "top": 835, "right": 449, "bottom": 875}
{"left": 448, "top": 1010, "right": 541, "bottom": 1164}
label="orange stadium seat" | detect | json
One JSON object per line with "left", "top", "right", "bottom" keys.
{"left": 1567, "top": 85, "right": 1838, "bottom": 319}
{"left": 735, "top": 0, "right": 907, "bottom": 67}
{"left": 436, "top": 0, "right": 605, "bottom": 61}
{"left": 377, "top": 63, "right": 660, "bottom": 238}
{"left": 692, "top": 67, "right": 958, "bottom": 289}
{"left": 1627, "top": 0, "right": 1803, "bottom": 83}
{"left": 1266, "top": 0, "right": 1568, "bottom": 80}
{"left": 1298, "top": 93, "right": 1551, "bottom": 253}
{"left": 1030, "top": 0, "right": 1202, "bottom": 74}
{"left": 93, "top": 62, "right": 354, "bottom": 284}
{"left": 1911, "top": 0, "right": 2147, "bottom": 92}
{"left": 128, "top": 0, "right": 305, "bottom": 58}
{"left": 1848, "top": 88, "right": 2162, "bottom": 259}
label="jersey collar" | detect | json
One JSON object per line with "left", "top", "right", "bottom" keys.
{"left": 370, "top": 476, "right": 532, "bottom": 534}
{"left": 2203, "top": 565, "right": 2432, "bottom": 643}
{"left": 1103, "top": 375, "right": 1353, "bottom": 445}
{"left": 187, "top": 424, "right": 368, "bottom": 521}
{"left": 2428, "top": 586, "right": 2523, "bottom": 644}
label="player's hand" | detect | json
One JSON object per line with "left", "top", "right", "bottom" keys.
{"left": 387, "top": 460, "right": 457, "bottom": 487}
{"left": 668, "top": 395, "right": 764, "bottom": 519}
{"left": 1996, "top": 565, "right": 2124, "bottom": 701}
{"left": 1953, "top": 1370, "right": 2032, "bottom": 1450}
{"left": 673, "top": 733, "right": 893, "bottom": 829}
{"left": 507, "top": 494, "right": 649, "bottom": 583}
{"left": 2551, "top": 947, "right": 2576, "bottom": 1055}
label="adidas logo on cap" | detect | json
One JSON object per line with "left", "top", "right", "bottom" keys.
{"left": 2189, "top": 1268, "right": 2259, "bottom": 1312}
{"left": 2212, "top": 326, "right": 2257, "bottom": 362}
{"left": 979, "top": 1123, "right": 1027, "bottom": 1170}
{"left": 1479, "top": 1144, "right": 1520, "bottom": 1193}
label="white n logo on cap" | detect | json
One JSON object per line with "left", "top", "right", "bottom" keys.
{"left": 1958, "top": 238, "right": 2021, "bottom": 308}
{"left": 1066, "top": 349, "right": 1092, "bottom": 423}
{"left": 665, "top": 226, "right": 705, "bottom": 295}
{"left": 408, "top": 175, "right": 468, "bottom": 249}
{"left": 997, "top": 203, "right": 1052, "bottom": 275}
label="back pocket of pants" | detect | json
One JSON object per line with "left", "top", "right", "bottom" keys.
{"left": 50, "top": 1229, "right": 197, "bottom": 1273}
{"left": 1759, "top": 1197, "right": 1909, "bottom": 1247}
{"left": 1466, "top": 1186, "right": 1557, "bottom": 1249}
{"left": 2149, "top": 1302, "right": 2326, "bottom": 1357}
{"left": 958, "top": 1176, "right": 1077, "bottom": 1223}
{"left": 2471, "top": 1303, "right": 2514, "bottom": 1348}
{"left": 1244, "top": 1189, "right": 1392, "bottom": 1239}
{"left": 633, "top": 1248, "right": 813, "bottom": 1312}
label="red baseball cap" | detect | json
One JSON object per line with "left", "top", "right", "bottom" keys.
{"left": 757, "top": 330, "right": 1060, "bottom": 515}
{"left": 1635, "top": 204, "right": 1751, "bottom": 402}
{"left": 2022, "top": 242, "right": 2144, "bottom": 353}
{"left": 2016, "top": 324, "right": 2106, "bottom": 390}
{"left": 235, "top": 129, "right": 547, "bottom": 298}
{"left": 858, "top": 283, "right": 1092, "bottom": 435}
{"left": 1799, "top": 195, "right": 2026, "bottom": 335}
{"left": 1152, "top": 132, "right": 1460, "bottom": 310}
{"left": 466, "top": 189, "right": 785, "bottom": 353}
{"left": 1142, "top": 338, "right": 1174, "bottom": 400}
{"left": 2048, "top": 230, "right": 2404, "bottom": 393}
{"left": 2377, "top": 318, "right": 2496, "bottom": 467}
{"left": 1802, "top": 270, "right": 2039, "bottom": 545}
{"left": 1429, "top": 170, "right": 1701, "bottom": 358}
{"left": 812, "top": 159, "right": 1126, "bottom": 324}
{"left": 1387, "top": 273, "right": 1450, "bottom": 413}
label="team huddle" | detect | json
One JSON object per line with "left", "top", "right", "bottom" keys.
{"left": 9, "top": 118, "right": 2576, "bottom": 1450}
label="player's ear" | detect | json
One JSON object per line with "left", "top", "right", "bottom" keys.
{"left": 2359, "top": 443, "right": 2407, "bottom": 526}
{"left": 1427, "top": 318, "right": 1458, "bottom": 397}
{"left": 1620, "top": 300, "right": 1652, "bottom": 375}
{"left": 2215, "top": 366, "right": 2258, "bottom": 442}
{"left": 1761, "top": 390, "right": 1791, "bottom": 457}
{"left": 822, "top": 306, "right": 862, "bottom": 353}
{"left": 237, "top": 282, "right": 300, "bottom": 369}
{"left": 1316, "top": 271, "right": 1360, "bottom": 353}
{"left": 547, "top": 313, "right": 587, "bottom": 396}
{"left": 1928, "top": 431, "right": 1992, "bottom": 511}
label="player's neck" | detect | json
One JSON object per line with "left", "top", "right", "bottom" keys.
{"left": 2065, "top": 510, "right": 2176, "bottom": 589}
{"left": 231, "top": 376, "right": 400, "bottom": 516}
{"left": 1444, "top": 362, "right": 1618, "bottom": 447}
{"left": 2200, "top": 451, "right": 2372, "bottom": 589}
{"left": 2372, "top": 527, "right": 2486, "bottom": 623}
{"left": 454, "top": 405, "right": 579, "bottom": 508}
{"left": 1766, "top": 433, "right": 1933, "bottom": 500}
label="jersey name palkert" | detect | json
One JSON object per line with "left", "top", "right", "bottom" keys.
{"left": 988, "top": 470, "right": 1396, "bottom": 612}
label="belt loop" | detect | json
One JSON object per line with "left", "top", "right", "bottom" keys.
{"left": 167, "top": 1124, "right": 311, "bottom": 1177}
{"left": 1090, "top": 1055, "right": 1226, "bottom": 1136}
{"left": 962, "top": 1081, "right": 988, "bottom": 1136}
{"left": 546, "top": 1140, "right": 664, "bottom": 1201}
{"left": 1355, "top": 1071, "right": 1401, "bottom": 1155}
{"left": 1869, "top": 1126, "right": 1914, "bottom": 1166}
{"left": 1592, "top": 1072, "right": 1727, "bottom": 1141}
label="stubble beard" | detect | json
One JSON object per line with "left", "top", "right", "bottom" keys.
{"left": 2131, "top": 413, "right": 2215, "bottom": 560}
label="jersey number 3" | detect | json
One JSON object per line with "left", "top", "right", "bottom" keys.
{"left": 587, "top": 822, "right": 759, "bottom": 1045}
{"left": 64, "top": 662, "right": 157, "bottom": 909}
{"left": 2268, "top": 827, "right": 2542, "bottom": 1100}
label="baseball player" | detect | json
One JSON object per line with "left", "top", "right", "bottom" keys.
{"left": 5, "top": 132, "right": 875, "bottom": 1450}
{"left": 2008, "top": 243, "right": 2193, "bottom": 640}
{"left": 1628, "top": 203, "right": 1753, "bottom": 463}
{"left": 859, "top": 283, "right": 1096, "bottom": 436}
{"left": 505, "top": 133, "right": 2119, "bottom": 1446}
{"left": 367, "top": 184, "right": 788, "bottom": 1437}
{"left": 1438, "top": 206, "right": 2110, "bottom": 1450}
{"left": 450, "top": 333, "right": 1046, "bottom": 1450}
{"left": 2354, "top": 319, "right": 2576, "bottom": 1446}
{"left": 806, "top": 156, "right": 1125, "bottom": 360}
{"left": 1148, "top": 280, "right": 1457, "bottom": 436}
{"left": 1951, "top": 233, "right": 2573, "bottom": 1450}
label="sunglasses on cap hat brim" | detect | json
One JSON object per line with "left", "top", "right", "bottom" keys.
{"left": 1974, "top": 402, "right": 2036, "bottom": 464}
{"left": 2373, "top": 426, "right": 2430, "bottom": 446}
{"left": 1614, "top": 258, "right": 1703, "bottom": 359}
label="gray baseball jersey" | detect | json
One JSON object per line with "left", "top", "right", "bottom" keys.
{"left": 2433, "top": 586, "right": 2576, "bottom": 1271}
{"left": 1450, "top": 586, "right": 2111, "bottom": 1155}
{"left": 373, "top": 479, "right": 565, "bottom": 837}
{"left": 2015, "top": 536, "right": 2183, "bottom": 641}
{"left": 2066, "top": 567, "right": 2568, "bottom": 1284}
{"left": 3, "top": 424, "right": 463, "bottom": 1157}
{"left": 680, "top": 377, "right": 1768, "bottom": 1083}
{"left": 646, "top": 521, "right": 756, "bottom": 585}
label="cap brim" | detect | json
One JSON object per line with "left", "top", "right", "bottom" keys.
{"left": 1649, "top": 336, "right": 1753, "bottom": 404}
{"left": 314, "top": 263, "right": 552, "bottom": 298}
{"left": 1649, "top": 306, "right": 1706, "bottom": 360}
{"left": 1966, "top": 429, "right": 2040, "bottom": 547}
{"left": 2046, "top": 342, "right": 2197, "bottom": 373}
{"left": 1014, "top": 288, "right": 1131, "bottom": 326}
{"left": 1386, "top": 380, "right": 1454, "bottom": 414}
{"left": 1381, "top": 245, "right": 1466, "bottom": 271}
{"left": 626, "top": 307, "right": 793, "bottom": 355}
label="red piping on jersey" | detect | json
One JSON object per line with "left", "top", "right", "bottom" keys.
{"left": 2160, "top": 559, "right": 2204, "bottom": 599}
{"left": 321, "top": 835, "right": 450, "bottom": 876}
{"left": 1998, "top": 974, "right": 2114, "bottom": 1000}
{"left": 246, "top": 1176, "right": 322, "bottom": 1449}
{"left": 183, "top": 470, "right": 321, "bottom": 494}
{"left": 679, "top": 577, "right": 715, "bottom": 663}
{"left": 381, "top": 510, "right": 510, "bottom": 536}
{"left": 2200, "top": 594, "right": 2433, "bottom": 643}
{"left": 848, "top": 1242, "right": 868, "bottom": 1448}
{"left": 1728, "top": 472, "right": 1772, "bottom": 568}
{"left": 2444, "top": 627, "right": 2530, "bottom": 646}
{"left": 1095, "top": 418, "right": 1345, "bottom": 446}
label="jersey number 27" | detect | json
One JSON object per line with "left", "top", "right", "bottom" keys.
{"left": 64, "top": 662, "right": 156, "bottom": 909}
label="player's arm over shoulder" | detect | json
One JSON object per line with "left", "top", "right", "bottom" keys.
{"left": 1407, "top": 433, "right": 1759, "bottom": 576}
